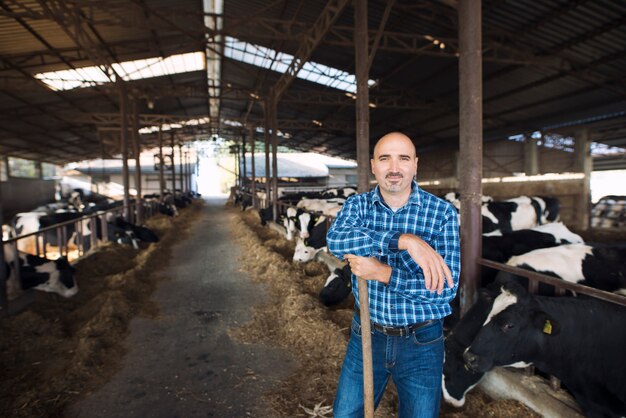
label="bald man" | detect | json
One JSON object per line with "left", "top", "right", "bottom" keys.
{"left": 327, "top": 132, "right": 460, "bottom": 418}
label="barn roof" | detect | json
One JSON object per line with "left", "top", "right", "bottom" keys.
{"left": 0, "top": 0, "right": 625, "bottom": 168}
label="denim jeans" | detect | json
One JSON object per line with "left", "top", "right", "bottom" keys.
{"left": 333, "top": 314, "right": 444, "bottom": 418}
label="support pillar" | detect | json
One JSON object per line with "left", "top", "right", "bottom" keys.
{"left": 170, "top": 134, "right": 177, "bottom": 194}
{"left": 458, "top": 0, "right": 483, "bottom": 316}
{"left": 133, "top": 100, "right": 143, "bottom": 224}
{"left": 524, "top": 134, "right": 539, "bottom": 176}
{"left": 179, "top": 144, "right": 184, "bottom": 193}
{"left": 158, "top": 125, "right": 165, "bottom": 198}
{"left": 119, "top": 82, "right": 131, "bottom": 220}
{"left": 249, "top": 125, "right": 257, "bottom": 208}
{"left": 242, "top": 132, "right": 247, "bottom": 190}
{"left": 270, "top": 94, "right": 279, "bottom": 221}
{"left": 575, "top": 128, "right": 592, "bottom": 230}
{"left": 355, "top": 0, "right": 370, "bottom": 194}
{"left": 263, "top": 101, "right": 271, "bottom": 208}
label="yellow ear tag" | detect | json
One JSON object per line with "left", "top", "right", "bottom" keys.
{"left": 543, "top": 320, "right": 552, "bottom": 335}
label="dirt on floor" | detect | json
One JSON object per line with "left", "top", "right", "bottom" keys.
{"left": 229, "top": 209, "right": 540, "bottom": 418}
{"left": 0, "top": 202, "right": 205, "bottom": 418}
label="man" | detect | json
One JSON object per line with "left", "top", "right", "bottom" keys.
{"left": 327, "top": 132, "right": 460, "bottom": 418}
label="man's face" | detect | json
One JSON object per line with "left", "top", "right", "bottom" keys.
{"left": 371, "top": 134, "right": 418, "bottom": 196}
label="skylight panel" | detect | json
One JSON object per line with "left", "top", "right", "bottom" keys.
{"left": 35, "top": 51, "right": 206, "bottom": 91}
{"left": 224, "top": 36, "right": 374, "bottom": 93}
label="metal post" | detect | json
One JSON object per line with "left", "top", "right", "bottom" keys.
{"left": 524, "top": 134, "right": 539, "bottom": 176}
{"left": 458, "top": 0, "right": 483, "bottom": 316}
{"left": 242, "top": 132, "right": 247, "bottom": 190}
{"left": 263, "top": 101, "right": 271, "bottom": 208}
{"left": 249, "top": 124, "right": 257, "bottom": 208}
{"left": 355, "top": 0, "right": 374, "bottom": 416}
{"left": 158, "top": 125, "right": 165, "bottom": 197}
{"left": 179, "top": 144, "right": 184, "bottom": 193}
{"left": 119, "top": 82, "right": 131, "bottom": 220}
{"left": 270, "top": 94, "right": 279, "bottom": 221}
{"left": 133, "top": 100, "right": 144, "bottom": 225}
{"left": 0, "top": 183, "right": 7, "bottom": 316}
{"left": 170, "top": 133, "right": 177, "bottom": 194}
{"left": 575, "top": 128, "right": 591, "bottom": 230}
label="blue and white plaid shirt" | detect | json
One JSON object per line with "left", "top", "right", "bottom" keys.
{"left": 326, "top": 180, "right": 460, "bottom": 326}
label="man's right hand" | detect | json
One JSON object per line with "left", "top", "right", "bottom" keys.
{"left": 398, "top": 234, "right": 453, "bottom": 294}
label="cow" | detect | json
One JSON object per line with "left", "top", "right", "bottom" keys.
{"left": 293, "top": 216, "right": 329, "bottom": 262}
{"left": 144, "top": 194, "right": 178, "bottom": 217}
{"left": 442, "top": 286, "right": 498, "bottom": 407}
{"left": 506, "top": 243, "right": 626, "bottom": 294}
{"left": 483, "top": 222, "right": 584, "bottom": 264}
{"left": 481, "top": 222, "right": 584, "bottom": 286}
{"left": 3, "top": 245, "right": 77, "bottom": 300}
{"left": 296, "top": 198, "right": 344, "bottom": 217}
{"left": 464, "top": 279, "right": 626, "bottom": 418}
{"left": 482, "top": 197, "right": 540, "bottom": 235}
{"left": 531, "top": 196, "right": 560, "bottom": 224}
{"left": 319, "top": 264, "right": 352, "bottom": 306}
{"left": 11, "top": 211, "right": 84, "bottom": 254}
{"left": 321, "top": 187, "right": 357, "bottom": 199}
{"left": 112, "top": 217, "right": 159, "bottom": 243}
{"left": 281, "top": 207, "right": 303, "bottom": 241}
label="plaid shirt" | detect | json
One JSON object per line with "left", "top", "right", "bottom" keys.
{"left": 326, "top": 181, "right": 460, "bottom": 326}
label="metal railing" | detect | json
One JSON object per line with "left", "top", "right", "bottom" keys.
{"left": 1, "top": 199, "right": 162, "bottom": 315}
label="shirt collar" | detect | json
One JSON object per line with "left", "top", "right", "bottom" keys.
{"left": 372, "top": 180, "right": 422, "bottom": 208}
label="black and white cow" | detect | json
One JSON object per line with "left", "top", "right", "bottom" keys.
{"left": 3, "top": 246, "right": 77, "bottom": 299}
{"left": 442, "top": 286, "right": 498, "bottom": 407}
{"left": 293, "top": 216, "right": 329, "bottom": 262}
{"left": 464, "top": 279, "right": 626, "bottom": 418}
{"left": 483, "top": 222, "right": 583, "bottom": 264}
{"left": 319, "top": 264, "right": 352, "bottom": 306}
{"left": 321, "top": 187, "right": 357, "bottom": 199}
{"left": 482, "top": 196, "right": 539, "bottom": 235}
{"left": 507, "top": 243, "right": 626, "bottom": 294}
{"left": 112, "top": 217, "right": 159, "bottom": 243}
{"left": 11, "top": 211, "right": 84, "bottom": 253}
{"left": 481, "top": 222, "right": 584, "bottom": 286}
{"left": 296, "top": 198, "right": 344, "bottom": 217}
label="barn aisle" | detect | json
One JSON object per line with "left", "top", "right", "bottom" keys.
{"left": 68, "top": 198, "right": 295, "bottom": 418}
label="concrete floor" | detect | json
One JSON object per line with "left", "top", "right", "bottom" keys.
{"left": 68, "top": 198, "right": 294, "bottom": 418}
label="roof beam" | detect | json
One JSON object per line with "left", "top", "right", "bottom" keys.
{"left": 272, "top": 0, "right": 350, "bottom": 100}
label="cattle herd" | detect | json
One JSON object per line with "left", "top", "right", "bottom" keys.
{"left": 244, "top": 186, "right": 626, "bottom": 417}
{"left": 2, "top": 189, "right": 200, "bottom": 303}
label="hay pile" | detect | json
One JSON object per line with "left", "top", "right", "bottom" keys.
{"left": 230, "top": 209, "right": 539, "bottom": 418}
{"left": 0, "top": 200, "right": 205, "bottom": 418}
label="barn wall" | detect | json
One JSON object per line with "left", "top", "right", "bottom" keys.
{"left": 418, "top": 139, "right": 578, "bottom": 180}
{"left": 1, "top": 178, "right": 56, "bottom": 221}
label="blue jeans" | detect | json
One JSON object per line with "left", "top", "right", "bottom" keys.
{"left": 333, "top": 314, "right": 444, "bottom": 418}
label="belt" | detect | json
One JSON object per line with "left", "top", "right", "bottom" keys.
{"left": 355, "top": 308, "right": 434, "bottom": 337}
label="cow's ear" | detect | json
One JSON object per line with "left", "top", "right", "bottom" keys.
{"left": 532, "top": 311, "right": 560, "bottom": 336}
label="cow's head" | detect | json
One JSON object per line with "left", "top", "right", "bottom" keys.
{"left": 298, "top": 212, "right": 312, "bottom": 239}
{"left": 292, "top": 238, "right": 324, "bottom": 262}
{"left": 463, "top": 280, "right": 558, "bottom": 373}
{"left": 442, "top": 288, "right": 496, "bottom": 407}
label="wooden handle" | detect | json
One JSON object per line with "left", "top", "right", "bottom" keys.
{"left": 358, "top": 277, "right": 374, "bottom": 418}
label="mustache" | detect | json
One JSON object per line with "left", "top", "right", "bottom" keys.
{"left": 386, "top": 172, "right": 403, "bottom": 178}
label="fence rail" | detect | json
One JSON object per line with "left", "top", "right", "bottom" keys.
{"left": 1, "top": 200, "right": 161, "bottom": 316}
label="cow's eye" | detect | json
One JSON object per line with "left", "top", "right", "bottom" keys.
{"left": 502, "top": 323, "right": 515, "bottom": 332}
